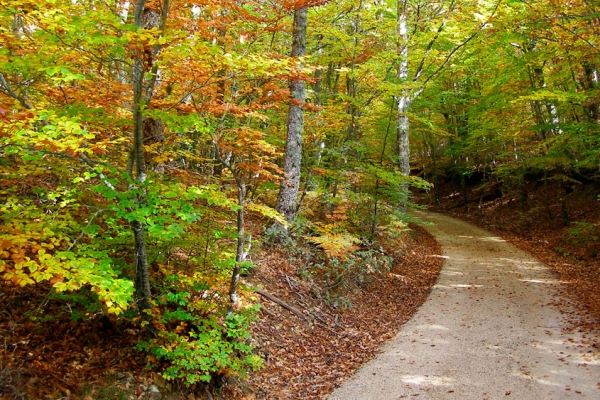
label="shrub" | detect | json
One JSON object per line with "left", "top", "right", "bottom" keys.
{"left": 137, "top": 276, "right": 262, "bottom": 386}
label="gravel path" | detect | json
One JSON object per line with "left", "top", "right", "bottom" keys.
{"left": 328, "top": 211, "right": 600, "bottom": 399}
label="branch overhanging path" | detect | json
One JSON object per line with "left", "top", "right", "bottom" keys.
{"left": 329, "top": 211, "right": 600, "bottom": 399}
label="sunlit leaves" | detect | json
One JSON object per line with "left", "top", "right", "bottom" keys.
{"left": 0, "top": 223, "right": 134, "bottom": 314}
{"left": 408, "top": 0, "right": 600, "bottom": 196}
{"left": 307, "top": 230, "right": 361, "bottom": 259}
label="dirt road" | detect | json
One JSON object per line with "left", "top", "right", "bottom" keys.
{"left": 328, "top": 211, "right": 600, "bottom": 399}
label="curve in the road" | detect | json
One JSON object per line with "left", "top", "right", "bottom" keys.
{"left": 328, "top": 211, "right": 600, "bottom": 399}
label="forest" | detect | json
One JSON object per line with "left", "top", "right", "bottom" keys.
{"left": 1, "top": 0, "right": 599, "bottom": 398}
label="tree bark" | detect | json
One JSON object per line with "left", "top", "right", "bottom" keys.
{"left": 229, "top": 177, "right": 246, "bottom": 309}
{"left": 396, "top": 10, "right": 411, "bottom": 203}
{"left": 583, "top": 62, "right": 599, "bottom": 124}
{"left": 276, "top": 5, "right": 308, "bottom": 224}
{"left": 130, "top": 0, "right": 150, "bottom": 318}
{"left": 132, "top": 220, "right": 152, "bottom": 313}
{"left": 129, "top": 0, "right": 169, "bottom": 331}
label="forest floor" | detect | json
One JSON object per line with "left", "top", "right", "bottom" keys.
{"left": 0, "top": 222, "right": 444, "bottom": 399}
{"left": 1, "top": 180, "right": 598, "bottom": 399}
{"left": 232, "top": 180, "right": 600, "bottom": 399}
{"left": 224, "top": 225, "right": 444, "bottom": 400}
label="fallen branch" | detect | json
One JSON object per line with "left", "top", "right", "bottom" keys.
{"left": 259, "top": 304, "right": 276, "bottom": 317}
{"left": 256, "top": 289, "right": 309, "bottom": 321}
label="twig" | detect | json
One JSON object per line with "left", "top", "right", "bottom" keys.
{"left": 0, "top": 72, "right": 32, "bottom": 110}
{"left": 67, "top": 208, "right": 108, "bottom": 251}
{"left": 284, "top": 274, "right": 303, "bottom": 298}
{"left": 256, "top": 289, "right": 309, "bottom": 321}
{"left": 419, "top": 0, "right": 503, "bottom": 91}
{"left": 259, "top": 305, "right": 276, "bottom": 317}
{"left": 204, "top": 386, "right": 213, "bottom": 400}
{"left": 4, "top": 385, "right": 24, "bottom": 400}
{"left": 301, "top": 305, "right": 328, "bottom": 325}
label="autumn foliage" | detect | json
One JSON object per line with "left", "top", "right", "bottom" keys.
{"left": 1, "top": 0, "right": 598, "bottom": 397}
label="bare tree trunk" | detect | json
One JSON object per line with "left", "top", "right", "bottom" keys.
{"left": 129, "top": 0, "right": 169, "bottom": 332}
{"left": 396, "top": 12, "right": 411, "bottom": 181}
{"left": 229, "top": 178, "right": 246, "bottom": 310}
{"left": 395, "top": 9, "right": 411, "bottom": 208}
{"left": 583, "top": 62, "right": 599, "bottom": 124}
{"left": 131, "top": 1, "right": 151, "bottom": 317}
{"left": 276, "top": 5, "right": 308, "bottom": 224}
{"left": 132, "top": 220, "right": 152, "bottom": 312}
{"left": 397, "top": 100, "right": 411, "bottom": 178}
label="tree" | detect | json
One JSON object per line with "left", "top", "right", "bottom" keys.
{"left": 276, "top": 3, "right": 309, "bottom": 224}
{"left": 128, "top": 0, "right": 170, "bottom": 329}
{"left": 5, "top": 0, "right": 597, "bottom": 392}
{"left": 410, "top": 0, "right": 599, "bottom": 219}
{"left": 394, "top": 0, "right": 500, "bottom": 194}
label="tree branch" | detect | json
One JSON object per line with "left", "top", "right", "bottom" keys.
{"left": 419, "top": 0, "right": 503, "bottom": 92}
{"left": 0, "top": 72, "right": 33, "bottom": 110}
{"left": 413, "top": 21, "right": 446, "bottom": 82}
{"left": 256, "top": 289, "right": 309, "bottom": 321}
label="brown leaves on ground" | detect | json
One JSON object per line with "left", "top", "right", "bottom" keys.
{"left": 0, "top": 284, "right": 149, "bottom": 399}
{"left": 224, "top": 225, "right": 443, "bottom": 399}
{"left": 0, "top": 226, "right": 442, "bottom": 399}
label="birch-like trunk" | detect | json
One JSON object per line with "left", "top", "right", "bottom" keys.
{"left": 396, "top": 12, "right": 411, "bottom": 201}
{"left": 275, "top": 5, "right": 307, "bottom": 224}
{"left": 583, "top": 63, "right": 599, "bottom": 124}
{"left": 229, "top": 178, "right": 246, "bottom": 310}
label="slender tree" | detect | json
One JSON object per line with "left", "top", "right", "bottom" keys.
{"left": 129, "top": 0, "right": 170, "bottom": 327}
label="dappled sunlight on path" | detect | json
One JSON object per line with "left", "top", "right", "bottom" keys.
{"left": 329, "top": 211, "right": 600, "bottom": 399}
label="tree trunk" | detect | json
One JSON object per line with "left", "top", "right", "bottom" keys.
{"left": 143, "top": 117, "right": 165, "bottom": 173}
{"left": 583, "top": 63, "right": 599, "bottom": 124}
{"left": 431, "top": 143, "right": 440, "bottom": 204}
{"left": 543, "top": 168, "right": 553, "bottom": 221}
{"left": 276, "top": 5, "right": 308, "bottom": 224}
{"left": 229, "top": 178, "right": 246, "bottom": 310}
{"left": 559, "top": 179, "right": 571, "bottom": 226}
{"left": 132, "top": 220, "right": 152, "bottom": 313}
{"left": 371, "top": 101, "right": 395, "bottom": 236}
{"left": 131, "top": 2, "right": 150, "bottom": 316}
{"left": 129, "top": 0, "right": 169, "bottom": 332}
{"left": 396, "top": 12, "right": 411, "bottom": 182}
{"left": 397, "top": 100, "right": 411, "bottom": 178}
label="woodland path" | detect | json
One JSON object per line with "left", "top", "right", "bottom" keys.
{"left": 328, "top": 211, "right": 600, "bottom": 399}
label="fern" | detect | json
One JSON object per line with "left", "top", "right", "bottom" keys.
{"left": 307, "top": 232, "right": 361, "bottom": 259}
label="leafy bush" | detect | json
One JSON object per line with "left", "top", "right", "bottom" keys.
{"left": 309, "top": 247, "right": 393, "bottom": 308}
{"left": 137, "top": 275, "right": 262, "bottom": 386}
{"left": 567, "top": 221, "right": 600, "bottom": 257}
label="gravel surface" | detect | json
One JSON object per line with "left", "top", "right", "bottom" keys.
{"left": 328, "top": 211, "right": 600, "bottom": 399}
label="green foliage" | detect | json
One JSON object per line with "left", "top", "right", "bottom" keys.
{"left": 567, "top": 222, "right": 600, "bottom": 257}
{"left": 26, "top": 288, "right": 105, "bottom": 323}
{"left": 138, "top": 275, "right": 262, "bottom": 386}
{"left": 0, "top": 184, "right": 135, "bottom": 314}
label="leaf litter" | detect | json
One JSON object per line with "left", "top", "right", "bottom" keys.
{"left": 0, "top": 225, "right": 443, "bottom": 399}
